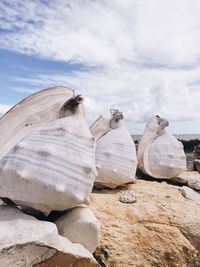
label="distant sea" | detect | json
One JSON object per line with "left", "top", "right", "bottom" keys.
{"left": 132, "top": 134, "right": 200, "bottom": 142}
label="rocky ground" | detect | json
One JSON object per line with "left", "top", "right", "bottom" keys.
{"left": 90, "top": 179, "right": 200, "bottom": 267}
{"left": 1, "top": 171, "right": 200, "bottom": 266}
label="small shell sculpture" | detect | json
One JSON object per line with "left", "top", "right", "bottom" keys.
{"left": 0, "top": 90, "right": 96, "bottom": 216}
{"left": 91, "top": 109, "right": 137, "bottom": 188}
{"left": 138, "top": 115, "right": 186, "bottom": 178}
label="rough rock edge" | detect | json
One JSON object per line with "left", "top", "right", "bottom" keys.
{"left": 1, "top": 241, "right": 99, "bottom": 267}
{"left": 35, "top": 250, "right": 99, "bottom": 267}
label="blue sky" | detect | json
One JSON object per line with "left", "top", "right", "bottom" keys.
{"left": 0, "top": 0, "right": 200, "bottom": 134}
{"left": 0, "top": 48, "right": 88, "bottom": 104}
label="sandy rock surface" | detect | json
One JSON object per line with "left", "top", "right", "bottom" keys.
{"left": 90, "top": 180, "right": 200, "bottom": 267}
{"left": 36, "top": 251, "right": 99, "bottom": 267}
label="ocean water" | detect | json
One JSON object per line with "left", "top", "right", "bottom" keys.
{"left": 132, "top": 134, "right": 200, "bottom": 142}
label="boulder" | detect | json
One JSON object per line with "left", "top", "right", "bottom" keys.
{"left": 194, "top": 144, "right": 200, "bottom": 159}
{"left": 193, "top": 145, "right": 200, "bottom": 173}
{"left": 180, "top": 186, "right": 200, "bottom": 206}
{"left": 0, "top": 205, "right": 98, "bottom": 267}
{"left": 194, "top": 159, "right": 200, "bottom": 173}
{"left": 172, "top": 171, "right": 200, "bottom": 190}
{"left": 56, "top": 207, "right": 101, "bottom": 253}
{"left": 186, "top": 153, "right": 194, "bottom": 171}
{"left": 90, "top": 180, "right": 200, "bottom": 267}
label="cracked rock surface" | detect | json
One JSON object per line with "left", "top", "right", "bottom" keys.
{"left": 90, "top": 180, "right": 200, "bottom": 267}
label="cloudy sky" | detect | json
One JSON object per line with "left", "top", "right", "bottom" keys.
{"left": 0, "top": 0, "right": 200, "bottom": 134}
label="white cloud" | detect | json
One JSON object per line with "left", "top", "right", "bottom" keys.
{"left": 0, "top": 104, "right": 12, "bottom": 115}
{"left": 134, "top": 0, "right": 200, "bottom": 66}
{"left": 0, "top": 0, "right": 200, "bottom": 133}
{"left": 1, "top": 0, "right": 200, "bottom": 66}
{"left": 9, "top": 64, "right": 200, "bottom": 134}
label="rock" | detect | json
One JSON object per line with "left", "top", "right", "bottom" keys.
{"left": 194, "top": 145, "right": 200, "bottom": 159}
{"left": 171, "top": 171, "right": 191, "bottom": 184}
{"left": 0, "top": 205, "right": 98, "bottom": 267}
{"left": 180, "top": 186, "right": 200, "bottom": 206}
{"left": 119, "top": 191, "right": 137, "bottom": 203}
{"left": 90, "top": 180, "right": 200, "bottom": 267}
{"left": 186, "top": 153, "right": 194, "bottom": 171}
{"left": 35, "top": 251, "right": 99, "bottom": 267}
{"left": 56, "top": 207, "right": 101, "bottom": 253}
{"left": 172, "top": 171, "right": 200, "bottom": 190}
{"left": 193, "top": 145, "right": 200, "bottom": 173}
{"left": 194, "top": 159, "right": 200, "bottom": 173}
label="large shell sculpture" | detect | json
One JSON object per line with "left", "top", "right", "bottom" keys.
{"left": 0, "top": 87, "right": 96, "bottom": 216}
{"left": 90, "top": 109, "right": 137, "bottom": 188}
{"left": 138, "top": 115, "right": 186, "bottom": 178}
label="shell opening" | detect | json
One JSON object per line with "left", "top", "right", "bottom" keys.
{"left": 110, "top": 108, "right": 124, "bottom": 129}
{"left": 59, "top": 94, "right": 84, "bottom": 118}
{"left": 75, "top": 95, "right": 84, "bottom": 104}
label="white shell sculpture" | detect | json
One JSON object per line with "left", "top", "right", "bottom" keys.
{"left": 91, "top": 109, "right": 137, "bottom": 188}
{"left": 90, "top": 115, "right": 110, "bottom": 141}
{"left": 138, "top": 115, "right": 186, "bottom": 178}
{"left": 0, "top": 86, "right": 84, "bottom": 159}
{"left": 0, "top": 89, "right": 96, "bottom": 215}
